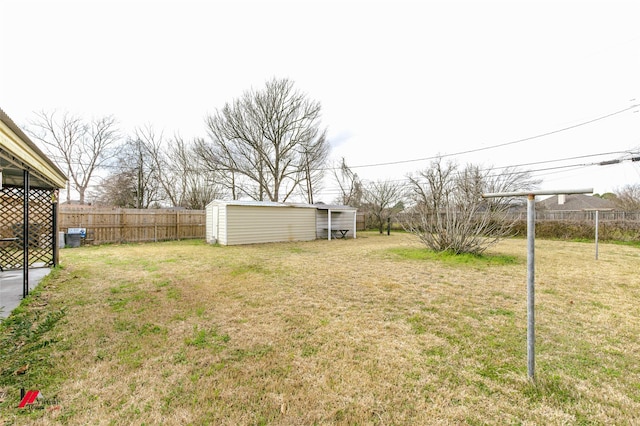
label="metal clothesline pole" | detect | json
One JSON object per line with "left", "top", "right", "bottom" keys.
{"left": 526, "top": 194, "right": 536, "bottom": 378}
{"left": 482, "top": 188, "right": 593, "bottom": 381}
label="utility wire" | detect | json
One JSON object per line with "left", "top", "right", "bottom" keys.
{"left": 489, "top": 151, "right": 632, "bottom": 171}
{"left": 320, "top": 155, "right": 637, "bottom": 195}
{"left": 343, "top": 104, "right": 640, "bottom": 170}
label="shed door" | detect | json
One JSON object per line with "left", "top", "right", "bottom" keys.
{"left": 209, "top": 205, "right": 219, "bottom": 242}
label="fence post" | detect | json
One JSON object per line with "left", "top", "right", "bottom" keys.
{"left": 176, "top": 211, "right": 180, "bottom": 241}
{"left": 595, "top": 210, "right": 599, "bottom": 260}
{"left": 120, "top": 210, "right": 126, "bottom": 243}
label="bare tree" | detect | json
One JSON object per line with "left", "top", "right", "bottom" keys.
{"left": 194, "top": 137, "right": 242, "bottom": 200}
{"left": 169, "top": 136, "right": 225, "bottom": 209}
{"left": 401, "top": 158, "right": 539, "bottom": 255}
{"left": 201, "top": 78, "right": 330, "bottom": 202}
{"left": 613, "top": 183, "right": 640, "bottom": 211}
{"left": 94, "top": 131, "right": 224, "bottom": 209}
{"left": 133, "top": 126, "right": 179, "bottom": 207}
{"left": 28, "top": 110, "right": 120, "bottom": 204}
{"left": 299, "top": 136, "right": 330, "bottom": 204}
{"left": 362, "top": 179, "right": 405, "bottom": 234}
{"left": 332, "top": 158, "right": 363, "bottom": 207}
{"left": 94, "top": 135, "right": 161, "bottom": 208}
{"left": 93, "top": 169, "right": 139, "bottom": 208}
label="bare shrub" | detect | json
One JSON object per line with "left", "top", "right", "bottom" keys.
{"left": 613, "top": 184, "right": 640, "bottom": 212}
{"left": 401, "top": 158, "right": 539, "bottom": 254}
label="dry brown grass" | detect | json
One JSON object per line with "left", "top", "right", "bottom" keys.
{"left": 2, "top": 232, "right": 640, "bottom": 424}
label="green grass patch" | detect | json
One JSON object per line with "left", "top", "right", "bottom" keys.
{"left": 388, "top": 247, "right": 519, "bottom": 267}
{"left": 407, "top": 314, "right": 428, "bottom": 334}
{"left": 226, "top": 345, "right": 274, "bottom": 362}
{"left": 185, "top": 325, "right": 230, "bottom": 351}
{"left": 488, "top": 308, "right": 515, "bottom": 317}
{"left": 230, "top": 262, "right": 267, "bottom": 276}
{"left": 611, "top": 240, "right": 640, "bottom": 248}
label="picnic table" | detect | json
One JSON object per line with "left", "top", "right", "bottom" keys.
{"left": 324, "top": 229, "right": 350, "bottom": 239}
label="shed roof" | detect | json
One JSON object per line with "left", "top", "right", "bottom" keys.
{"left": 207, "top": 200, "right": 356, "bottom": 211}
{"left": 0, "top": 108, "right": 67, "bottom": 189}
{"left": 207, "top": 200, "right": 314, "bottom": 209}
{"left": 312, "top": 203, "right": 357, "bottom": 211}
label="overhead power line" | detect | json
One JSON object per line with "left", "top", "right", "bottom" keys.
{"left": 484, "top": 151, "right": 632, "bottom": 172}
{"left": 344, "top": 104, "right": 640, "bottom": 170}
{"left": 320, "top": 153, "right": 639, "bottom": 195}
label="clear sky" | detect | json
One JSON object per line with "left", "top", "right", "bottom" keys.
{"left": 2, "top": 0, "right": 639, "bottom": 202}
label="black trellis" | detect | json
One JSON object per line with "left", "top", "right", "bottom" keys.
{"left": 0, "top": 186, "right": 56, "bottom": 270}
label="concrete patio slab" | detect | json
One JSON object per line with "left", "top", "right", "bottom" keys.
{"left": 0, "top": 268, "right": 51, "bottom": 320}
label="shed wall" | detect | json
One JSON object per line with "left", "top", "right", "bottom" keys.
{"left": 225, "top": 205, "right": 316, "bottom": 245}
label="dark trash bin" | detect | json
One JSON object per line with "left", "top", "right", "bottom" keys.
{"left": 64, "top": 233, "right": 82, "bottom": 248}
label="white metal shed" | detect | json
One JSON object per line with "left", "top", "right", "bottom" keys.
{"left": 205, "top": 200, "right": 357, "bottom": 245}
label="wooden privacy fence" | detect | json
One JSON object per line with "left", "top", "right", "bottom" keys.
{"left": 356, "top": 212, "right": 366, "bottom": 231}
{"left": 59, "top": 207, "right": 205, "bottom": 244}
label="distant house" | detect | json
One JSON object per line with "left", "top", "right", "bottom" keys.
{"left": 537, "top": 194, "right": 616, "bottom": 211}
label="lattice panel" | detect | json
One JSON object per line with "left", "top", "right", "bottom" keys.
{"left": 0, "top": 186, "right": 55, "bottom": 270}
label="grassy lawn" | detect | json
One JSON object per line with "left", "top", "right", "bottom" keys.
{"left": 1, "top": 231, "right": 640, "bottom": 424}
